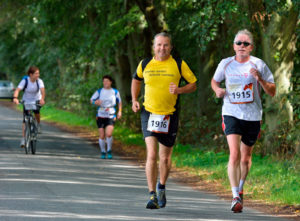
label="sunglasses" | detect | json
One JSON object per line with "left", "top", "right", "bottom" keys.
{"left": 235, "top": 41, "right": 251, "bottom": 47}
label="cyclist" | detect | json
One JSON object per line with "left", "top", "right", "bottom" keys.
{"left": 131, "top": 32, "right": 197, "bottom": 209}
{"left": 90, "top": 75, "right": 122, "bottom": 159}
{"left": 13, "top": 66, "right": 46, "bottom": 147}
{"left": 211, "top": 29, "right": 276, "bottom": 213}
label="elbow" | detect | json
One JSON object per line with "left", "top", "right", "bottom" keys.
{"left": 191, "top": 83, "right": 197, "bottom": 92}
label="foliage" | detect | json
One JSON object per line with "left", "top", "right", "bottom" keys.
{"left": 0, "top": 0, "right": 299, "bottom": 157}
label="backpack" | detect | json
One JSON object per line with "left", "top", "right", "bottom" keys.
{"left": 96, "top": 88, "right": 120, "bottom": 104}
{"left": 22, "top": 76, "right": 40, "bottom": 92}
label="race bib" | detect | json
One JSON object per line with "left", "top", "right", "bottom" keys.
{"left": 98, "top": 107, "right": 110, "bottom": 118}
{"left": 228, "top": 83, "right": 254, "bottom": 104}
{"left": 147, "top": 114, "right": 170, "bottom": 134}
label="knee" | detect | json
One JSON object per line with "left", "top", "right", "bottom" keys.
{"left": 241, "top": 157, "right": 251, "bottom": 166}
{"left": 147, "top": 152, "right": 157, "bottom": 163}
{"left": 229, "top": 154, "right": 240, "bottom": 166}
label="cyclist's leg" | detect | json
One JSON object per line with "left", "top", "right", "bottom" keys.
{"left": 145, "top": 136, "right": 158, "bottom": 192}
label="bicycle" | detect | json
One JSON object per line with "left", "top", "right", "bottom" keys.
{"left": 21, "top": 101, "right": 41, "bottom": 154}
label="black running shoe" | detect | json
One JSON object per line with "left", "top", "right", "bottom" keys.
{"left": 146, "top": 192, "right": 160, "bottom": 209}
{"left": 157, "top": 183, "right": 167, "bottom": 208}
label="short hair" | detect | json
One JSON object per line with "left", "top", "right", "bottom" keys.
{"left": 234, "top": 29, "right": 254, "bottom": 45}
{"left": 27, "top": 66, "right": 39, "bottom": 76}
{"left": 102, "top": 75, "right": 113, "bottom": 82}
{"left": 153, "top": 32, "right": 172, "bottom": 45}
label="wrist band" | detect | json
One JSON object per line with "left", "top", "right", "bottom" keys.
{"left": 92, "top": 100, "right": 95, "bottom": 105}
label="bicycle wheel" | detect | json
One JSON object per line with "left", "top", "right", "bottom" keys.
{"left": 30, "top": 118, "right": 38, "bottom": 154}
{"left": 24, "top": 121, "right": 30, "bottom": 154}
{"left": 30, "top": 140, "right": 36, "bottom": 154}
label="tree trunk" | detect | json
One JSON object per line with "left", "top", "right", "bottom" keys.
{"left": 258, "top": 6, "right": 298, "bottom": 152}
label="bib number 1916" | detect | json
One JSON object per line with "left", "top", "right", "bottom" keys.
{"left": 147, "top": 114, "right": 170, "bottom": 134}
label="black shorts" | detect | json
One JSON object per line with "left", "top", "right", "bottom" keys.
{"left": 141, "top": 107, "right": 179, "bottom": 147}
{"left": 23, "top": 107, "right": 40, "bottom": 123}
{"left": 222, "top": 115, "right": 260, "bottom": 147}
{"left": 96, "top": 117, "right": 115, "bottom": 128}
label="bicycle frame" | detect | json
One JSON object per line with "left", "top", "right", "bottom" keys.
{"left": 22, "top": 101, "right": 40, "bottom": 154}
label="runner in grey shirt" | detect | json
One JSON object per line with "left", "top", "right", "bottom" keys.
{"left": 211, "top": 29, "right": 276, "bottom": 213}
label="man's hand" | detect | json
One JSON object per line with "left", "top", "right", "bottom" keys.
{"left": 249, "top": 68, "right": 262, "bottom": 82}
{"left": 169, "top": 82, "right": 179, "bottom": 94}
{"left": 132, "top": 100, "right": 140, "bottom": 113}
{"left": 215, "top": 88, "right": 226, "bottom": 98}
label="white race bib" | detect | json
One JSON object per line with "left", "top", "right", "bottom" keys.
{"left": 228, "top": 83, "right": 254, "bottom": 104}
{"left": 98, "top": 107, "right": 110, "bottom": 118}
{"left": 147, "top": 114, "right": 170, "bottom": 134}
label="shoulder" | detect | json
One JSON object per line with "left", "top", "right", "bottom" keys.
{"left": 250, "top": 56, "right": 266, "bottom": 66}
{"left": 221, "top": 56, "right": 235, "bottom": 65}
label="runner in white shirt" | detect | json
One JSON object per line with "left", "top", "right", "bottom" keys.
{"left": 13, "top": 66, "right": 46, "bottom": 147}
{"left": 211, "top": 29, "right": 276, "bottom": 213}
{"left": 90, "top": 75, "right": 122, "bottom": 159}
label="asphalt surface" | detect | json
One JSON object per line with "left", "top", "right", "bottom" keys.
{"left": 0, "top": 103, "right": 289, "bottom": 221}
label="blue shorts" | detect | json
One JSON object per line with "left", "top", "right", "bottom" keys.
{"left": 141, "top": 107, "right": 178, "bottom": 147}
{"left": 222, "top": 115, "right": 260, "bottom": 147}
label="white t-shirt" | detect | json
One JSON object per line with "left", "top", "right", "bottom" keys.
{"left": 90, "top": 88, "right": 121, "bottom": 118}
{"left": 213, "top": 56, "right": 274, "bottom": 121}
{"left": 17, "top": 78, "right": 45, "bottom": 103}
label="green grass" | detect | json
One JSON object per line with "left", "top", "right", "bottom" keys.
{"left": 172, "top": 144, "right": 300, "bottom": 206}
{"left": 34, "top": 103, "right": 299, "bottom": 207}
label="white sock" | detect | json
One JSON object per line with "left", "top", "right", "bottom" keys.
{"left": 106, "top": 136, "right": 113, "bottom": 152}
{"left": 232, "top": 187, "right": 239, "bottom": 198}
{"left": 239, "top": 180, "right": 245, "bottom": 192}
{"left": 99, "top": 139, "right": 106, "bottom": 153}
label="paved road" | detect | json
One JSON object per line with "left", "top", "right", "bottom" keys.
{"left": 0, "top": 103, "right": 288, "bottom": 221}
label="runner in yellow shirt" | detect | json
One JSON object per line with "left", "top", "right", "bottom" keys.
{"left": 131, "top": 32, "right": 197, "bottom": 209}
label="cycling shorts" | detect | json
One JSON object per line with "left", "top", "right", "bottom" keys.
{"left": 222, "top": 115, "right": 260, "bottom": 147}
{"left": 141, "top": 107, "right": 179, "bottom": 147}
{"left": 96, "top": 117, "right": 115, "bottom": 129}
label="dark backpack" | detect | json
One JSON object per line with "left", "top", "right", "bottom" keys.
{"left": 22, "top": 76, "right": 40, "bottom": 92}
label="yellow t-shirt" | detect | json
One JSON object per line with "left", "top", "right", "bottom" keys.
{"left": 135, "top": 56, "right": 197, "bottom": 115}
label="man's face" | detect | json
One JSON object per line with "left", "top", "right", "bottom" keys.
{"left": 233, "top": 34, "right": 253, "bottom": 59}
{"left": 153, "top": 36, "right": 172, "bottom": 60}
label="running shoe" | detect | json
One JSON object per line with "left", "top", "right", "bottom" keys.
{"left": 239, "top": 191, "right": 243, "bottom": 204}
{"left": 146, "top": 192, "right": 160, "bottom": 209}
{"left": 156, "top": 183, "right": 167, "bottom": 208}
{"left": 20, "top": 138, "right": 25, "bottom": 148}
{"left": 101, "top": 152, "right": 106, "bottom": 159}
{"left": 231, "top": 197, "right": 243, "bottom": 213}
{"left": 107, "top": 151, "right": 112, "bottom": 159}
